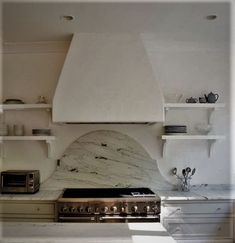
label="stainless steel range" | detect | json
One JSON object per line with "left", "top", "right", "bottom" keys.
{"left": 56, "top": 187, "right": 160, "bottom": 223}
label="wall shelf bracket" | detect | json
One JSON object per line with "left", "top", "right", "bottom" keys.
{"left": 208, "top": 139, "right": 216, "bottom": 158}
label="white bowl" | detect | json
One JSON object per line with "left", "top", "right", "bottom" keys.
{"left": 164, "top": 93, "right": 183, "bottom": 103}
{"left": 195, "top": 123, "right": 212, "bottom": 135}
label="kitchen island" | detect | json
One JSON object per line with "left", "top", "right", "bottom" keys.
{"left": 0, "top": 222, "right": 176, "bottom": 243}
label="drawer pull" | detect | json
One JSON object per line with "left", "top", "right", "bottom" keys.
{"left": 37, "top": 208, "right": 40, "bottom": 211}
{"left": 216, "top": 207, "right": 221, "bottom": 211}
{"left": 217, "top": 226, "right": 221, "bottom": 231}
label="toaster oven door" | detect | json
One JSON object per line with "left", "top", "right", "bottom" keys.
{"left": 1, "top": 174, "right": 27, "bottom": 192}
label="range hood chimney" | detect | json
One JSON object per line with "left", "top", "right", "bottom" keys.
{"left": 53, "top": 33, "right": 164, "bottom": 123}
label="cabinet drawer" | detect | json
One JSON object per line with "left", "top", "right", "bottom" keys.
{"left": 162, "top": 202, "right": 233, "bottom": 217}
{"left": 163, "top": 217, "right": 233, "bottom": 239}
{"left": 0, "top": 202, "right": 55, "bottom": 215}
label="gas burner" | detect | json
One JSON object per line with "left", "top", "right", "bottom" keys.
{"left": 56, "top": 187, "right": 161, "bottom": 223}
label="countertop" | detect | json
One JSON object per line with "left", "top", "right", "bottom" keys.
{"left": 0, "top": 222, "right": 176, "bottom": 243}
{"left": 0, "top": 185, "right": 235, "bottom": 201}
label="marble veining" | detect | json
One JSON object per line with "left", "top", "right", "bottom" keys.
{"left": 42, "top": 130, "right": 172, "bottom": 191}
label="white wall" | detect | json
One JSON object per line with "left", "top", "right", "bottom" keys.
{"left": 2, "top": 35, "right": 230, "bottom": 186}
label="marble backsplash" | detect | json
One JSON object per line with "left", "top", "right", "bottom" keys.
{"left": 41, "top": 130, "right": 172, "bottom": 191}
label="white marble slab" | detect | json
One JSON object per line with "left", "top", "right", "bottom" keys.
{"left": 42, "top": 130, "right": 172, "bottom": 191}
{"left": 0, "top": 222, "right": 176, "bottom": 243}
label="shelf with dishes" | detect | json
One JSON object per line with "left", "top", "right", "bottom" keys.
{"left": 0, "top": 136, "right": 55, "bottom": 159}
{"left": 164, "top": 103, "right": 225, "bottom": 123}
{"left": 161, "top": 135, "right": 225, "bottom": 158}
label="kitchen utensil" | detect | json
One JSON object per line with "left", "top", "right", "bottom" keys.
{"left": 195, "top": 123, "right": 212, "bottom": 134}
{"left": 204, "top": 92, "right": 219, "bottom": 103}
{"left": 186, "top": 97, "right": 198, "bottom": 103}
{"left": 191, "top": 168, "right": 196, "bottom": 176}
{"left": 172, "top": 168, "right": 177, "bottom": 175}
{"left": 182, "top": 169, "right": 186, "bottom": 177}
{"left": 199, "top": 97, "right": 207, "bottom": 103}
{"left": 13, "top": 124, "right": 24, "bottom": 136}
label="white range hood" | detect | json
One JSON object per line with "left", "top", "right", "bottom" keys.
{"left": 53, "top": 33, "right": 164, "bottom": 123}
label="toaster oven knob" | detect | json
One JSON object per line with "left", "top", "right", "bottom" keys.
{"left": 131, "top": 205, "right": 138, "bottom": 213}
{"left": 69, "top": 207, "right": 76, "bottom": 213}
{"left": 111, "top": 206, "right": 117, "bottom": 213}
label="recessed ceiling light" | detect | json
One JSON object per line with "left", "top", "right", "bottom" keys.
{"left": 61, "top": 15, "right": 75, "bottom": 21}
{"left": 205, "top": 15, "right": 217, "bottom": 20}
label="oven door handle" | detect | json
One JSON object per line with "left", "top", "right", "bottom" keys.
{"left": 99, "top": 215, "right": 159, "bottom": 220}
{"left": 58, "top": 216, "right": 96, "bottom": 221}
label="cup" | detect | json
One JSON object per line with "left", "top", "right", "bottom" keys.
{"left": 13, "top": 124, "right": 24, "bottom": 136}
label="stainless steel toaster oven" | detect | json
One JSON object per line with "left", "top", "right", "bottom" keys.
{"left": 0, "top": 170, "right": 40, "bottom": 193}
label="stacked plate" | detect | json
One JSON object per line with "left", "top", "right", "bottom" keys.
{"left": 3, "top": 99, "right": 24, "bottom": 104}
{"left": 164, "top": 125, "right": 187, "bottom": 135}
{"left": 32, "top": 129, "right": 51, "bottom": 136}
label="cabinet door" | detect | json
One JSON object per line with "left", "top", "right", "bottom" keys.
{"left": 162, "top": 201, "right": 233, "bottom": 218}
{"left": 163, "top": 217, "right": 233, "bottom": 239}
{"left": 0, "top": 201, "right": 55, "bottom": 222}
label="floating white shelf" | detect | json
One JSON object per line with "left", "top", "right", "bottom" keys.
{"left": 0, "top": 136, "right": 55, "bottom": 158}
{"left": 164, "top": 103, "right": 225, "bottom": 123}
{"left": 0, "top": 104, "right": 52, "bottom": 111}
{"left": 161, "top": 135, "right": 225, "bottom": 158}
{"left": 164, "top": 103, "right": 225, "bottom": 109}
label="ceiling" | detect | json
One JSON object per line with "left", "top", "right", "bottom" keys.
{"left": 3, "top": 1, "right": 230, "bottom": 43}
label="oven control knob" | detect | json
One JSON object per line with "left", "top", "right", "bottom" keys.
{"left": 69, "top": 207, "right": 76, "bottom": 213}
{"left": 144, "top": 206, "right": 150, "bottom": 212}
{"left": 86, "top": 207, "right": 92, "bottom": 213}
{"left": 121, "top": 207, "right": 126, "bottom": 213}
{"left": 61, "top": 207, "right": 68, "bottom": 213}
{"left": 111, "top": 206, "right": 117, "bottom": 213}
{"left": 102, "top": 206, "right": 109, "bottom": 213}
{"left": 131, "top": 205, "right": 138, "bottom": 213}
{"left": 77, "top": 207, "right": 84, "bottom": 213}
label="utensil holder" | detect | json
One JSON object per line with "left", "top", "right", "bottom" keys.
{"left": 177, "top": 177, "right": 191, "bottom": 192}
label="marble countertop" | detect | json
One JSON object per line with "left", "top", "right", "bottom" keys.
{"left": 0, "top": 185, "right": 235, "bottom": 201}
{"left": 0, "top": 222, "right": 176, "bottom": 243}
{"left": 0, "top": 190, "right": 62, "bottom": 201}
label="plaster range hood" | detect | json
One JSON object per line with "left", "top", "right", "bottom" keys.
{"left": 53, "top": 33, "right": 164, "bottom": 123}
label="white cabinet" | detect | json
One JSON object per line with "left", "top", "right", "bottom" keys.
{"left": 162, "top": 200, "right": 234, "bottom": 243}
{"left": 0, "top": 200, "right": 56, "bottom": 222}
